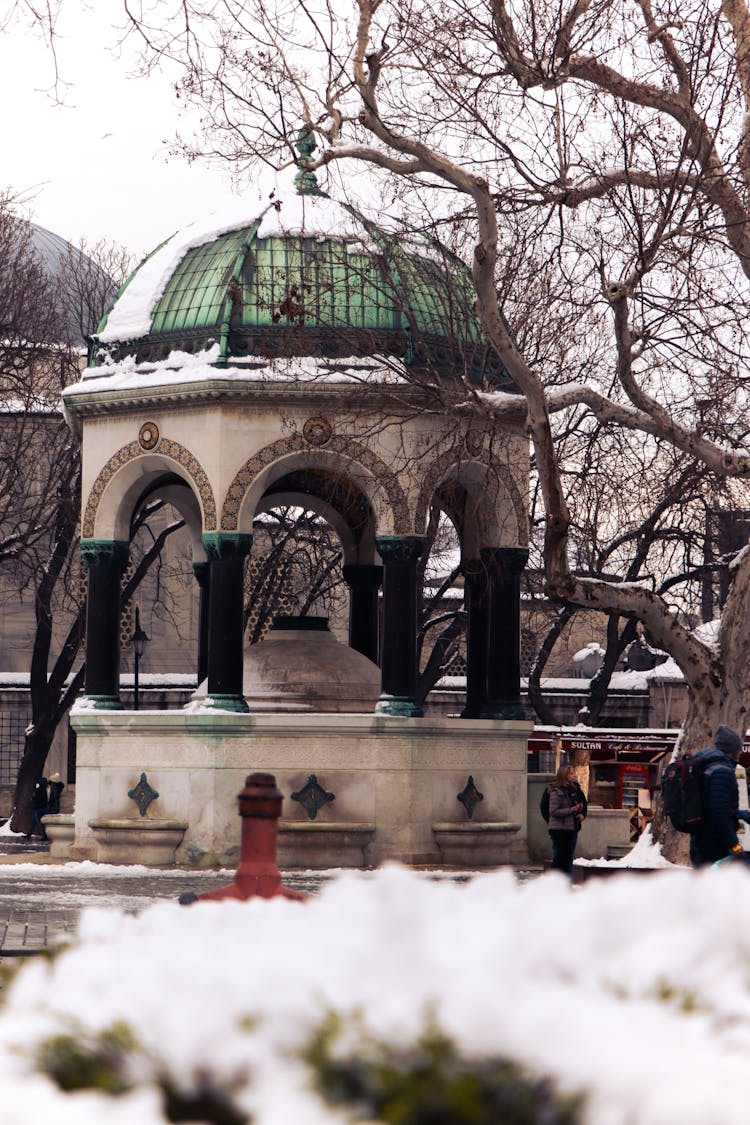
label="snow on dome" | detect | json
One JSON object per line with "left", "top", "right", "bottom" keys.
{"left": 96, "top": 199, "right": 267, "bottom": 345}
{"left": 83, "top": 172, "right": 508, "bottom": 389}
{"left": 97, "top": 190, "right": 398, "bottom": 347}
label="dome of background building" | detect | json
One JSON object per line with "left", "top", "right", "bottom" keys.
{"left": 27, "top": 222, "right": 115, "bottom": 348}
{"left": 89, "top": 137, "right": 513, "bottom": 386}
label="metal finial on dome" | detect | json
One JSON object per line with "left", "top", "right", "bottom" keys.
{"left": 294, "top": 127, "right": 323, "bottom": 196}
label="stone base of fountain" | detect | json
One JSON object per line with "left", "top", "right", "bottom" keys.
{"left": 87, "top": 818, "right": 187, "bottom": 866}
{"left": 42, "top": 814, "right": 75, "bottom": 860}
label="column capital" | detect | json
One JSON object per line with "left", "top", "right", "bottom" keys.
{"left": 342, "top": 564, "right": 383, "bottom": 591}
{"left": 376, "top": 535, "right": 426, "bottom": 564}
{"left": 202, "top": 532, "right": 253, "bottom": 562}
{"left": 80, "top": 540, "right": 129, "bottom": 572}
{"left": 193, "top": 560, "right": 210, "bottom": 587}
{"left": 480, "top": 545, "right": 529, "bottom": 575}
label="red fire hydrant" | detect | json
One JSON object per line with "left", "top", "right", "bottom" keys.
{"left": 180, "top": 772, "right": 306, "bottom": 904}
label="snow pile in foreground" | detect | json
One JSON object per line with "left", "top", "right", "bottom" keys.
{"left": 2, "top": 863, "right": 750, "bottom": 1123}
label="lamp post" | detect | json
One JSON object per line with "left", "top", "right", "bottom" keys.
{"left": 131, "top": 607, "right": 149, "bottom": 711}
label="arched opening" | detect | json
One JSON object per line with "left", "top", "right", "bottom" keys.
{"left": 419, "top": 466, "right": 528, "bottom": 719}
{"left": 82, "top": 467, "right": 208, "bottom": 709}
{"left": 248, "top": 468, "right": 380, "bottom": 667}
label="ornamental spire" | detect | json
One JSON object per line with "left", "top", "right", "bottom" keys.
{"left": 294, "top": 127, "right": 323, "bottom": 196}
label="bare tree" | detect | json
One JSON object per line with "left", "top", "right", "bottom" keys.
{"left": 0, "top": 219, "right": 149, "bottom": 830}
{"left": 244, "top": 506, "right": 347, "bottom": 643}
{"left": 121, "top": 1, "right": 750, "bottom": 859}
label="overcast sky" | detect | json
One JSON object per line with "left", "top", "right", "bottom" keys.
{"left": 0, "top": 2, "right": 255, "bottom": 261}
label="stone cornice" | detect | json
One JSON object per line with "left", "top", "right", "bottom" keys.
{"left": 64, "top": 376, "right": 428, "bottom": 418}
{"left": 62, "top": 376, "right": 527, "bottom": 436}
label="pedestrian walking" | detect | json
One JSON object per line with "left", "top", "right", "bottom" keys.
{"left": 690, "top": 725, "right": 745, "bottom": 868}
{"left": 548, "top": 763, "right": 585, "bottom": 876}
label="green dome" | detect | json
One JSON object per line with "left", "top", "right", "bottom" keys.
{"left": 91, "top": 185, "right": 510, "bottom": 386}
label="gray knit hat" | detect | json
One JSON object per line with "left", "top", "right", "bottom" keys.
{"left": 714, "top": 725, "right": 743, "bottom": 757}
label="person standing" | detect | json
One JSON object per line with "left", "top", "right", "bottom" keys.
{"left": 690, "top": 725, "right": 745, "bottom": 868}
{"left": 25, "top": 777, "right": 49, "bottom": 840}
{"left": 548, "top": 763, "right": 585, "bottom": 876}
{"left": 47, "top": 772, "right": 65, "bottom": 814}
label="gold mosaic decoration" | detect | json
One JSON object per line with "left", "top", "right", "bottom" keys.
{"left": 82, "top": 436, "right": 217, "bottom": 539}
{"left": 415, "top": 445, "right": 528, "bottom": 545}
{"left": 465, "top": 429, "right": 485, "bottom": 456}
{"left": 138, "top": 421, "right": 160, "bottom": 450}
{"left": 220, "top": 432, "right": 410, "bottom": 534}
{"left": 302, "top": 416, "right": 333, "bottom": 447}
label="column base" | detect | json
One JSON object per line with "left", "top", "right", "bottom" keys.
{"left": 375, "top": 694, "right": 424, "bottom": 718}
{"left": 461, "top": 700, "right": 527, "bottom": 720}
{"left": 83, "top": 695, "right": 123, "bottom": 711}
{"left": 204, "top": 694, "right": 250, "bottom": 714}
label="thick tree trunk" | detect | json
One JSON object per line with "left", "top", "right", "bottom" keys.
{"left": 9, "top": 724, "right": 56, "bottom": 834}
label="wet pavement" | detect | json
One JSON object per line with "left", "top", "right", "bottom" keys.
{"left": 0, "top": 835, "right": 543, "bottom": 958}
{"left": 0, "top": 835, "right": 330, "bottom": 957}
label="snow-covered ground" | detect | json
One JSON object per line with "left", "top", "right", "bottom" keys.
{"left": 0, "top": 856, "right": 749, "bottom": 1123}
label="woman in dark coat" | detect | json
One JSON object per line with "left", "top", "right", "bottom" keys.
{"left": 548, "top": 764, "right": 585, "bottom": 876}
{"left": 47, "top": 772, "right": 65, "bottom": 814}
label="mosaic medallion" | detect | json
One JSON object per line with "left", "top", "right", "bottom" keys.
{"left": 303, "top": 416, "right": 333, "bottom": 447}
{"left": 465, "top": 429, "right": 484, "bottom": 456}
{"left": 138, "top": 421, "right": 160, "bottom": 450}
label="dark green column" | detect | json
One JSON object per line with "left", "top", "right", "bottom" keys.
{"left": 81, "top": 540, "right": 129, "bottom": 709}
{"left": 342, "top": 564, "right": 382, "bottom": 665}
{"left": 375, "top": 536, "right": 425, "bottom": 717}
{"left": 461, "top": 558, "right": 491, "bottom": 718}
{"left": 461, "top": 547, "right": 528, "bottom": 719}
{"left": 203, "top": 533, "right": 252, "bottom": 712}
{"left": 193, "top": 561, "right": 210, "bottom": 687}
{"left": 485, "top": 546, "right": 528, "bottom": 719}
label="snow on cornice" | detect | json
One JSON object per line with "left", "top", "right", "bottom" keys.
{"left": 64, "top": 344, "right": 410, "bottom": 398}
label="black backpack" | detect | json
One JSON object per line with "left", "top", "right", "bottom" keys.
{"left": 661, "top": 755, "right": 706, "bottom": 833}
{"left": 540, "top": 786, "right": 550, "bottom": 823}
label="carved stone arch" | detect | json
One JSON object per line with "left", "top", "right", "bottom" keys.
{"left": 82, "top": 437, "right": 217, "bottom": 540}
{"left": 415, "top": 446, "right": 528, "bottom": 546}
{"left": 220, "top": 432, "right": 411, "bottom": 535}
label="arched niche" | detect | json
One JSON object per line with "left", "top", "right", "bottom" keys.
{"left": 131, "top": 476, "right": 207, "bottom": 563}
{"left": 416, "top": 455, "right": 525, "bottom": 557}
{"left": 254, "top": 469, "right": 377, "bottom": 567}
{"left": 221, "top": 439, "right": 410, "bottom": 539}
{"left": 83, "top": 442, "right": 217, "bottom": 549}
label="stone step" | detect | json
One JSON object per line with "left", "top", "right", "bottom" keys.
{"left": 607, "top": 843, "right": 631, "bottom": 860}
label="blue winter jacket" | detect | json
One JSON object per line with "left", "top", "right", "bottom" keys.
{"left": 690, "top": 748, "right": 740, "bottom": 866}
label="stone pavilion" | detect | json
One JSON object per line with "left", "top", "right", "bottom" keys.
{"left": 62, "top": 141, "right": 532, "bottom": 867}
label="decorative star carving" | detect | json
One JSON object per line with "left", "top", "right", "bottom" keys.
{"left": 128, "top": 773, "right": 159, "bottom": 817}
{"left": 291, "top": 774, "right": 335, "bottom": 821}
{"left": 457, "top": 775, "right": 484, "bottom": 820}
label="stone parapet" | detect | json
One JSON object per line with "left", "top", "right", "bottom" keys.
{"left": 70, "top": 709, "right": 532, "bottom": 868}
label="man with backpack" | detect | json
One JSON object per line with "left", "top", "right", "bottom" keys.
{"left": 689, "top": 725, "right": 745, "bottom": 868}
